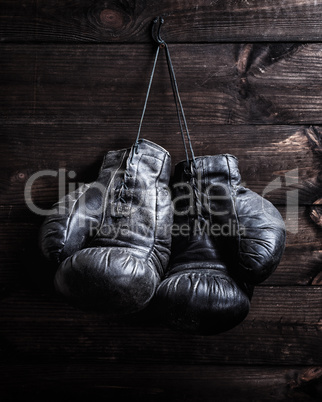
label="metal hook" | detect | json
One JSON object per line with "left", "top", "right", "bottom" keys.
{"left": 152, "top": 17, "right": 166, "bottom": 48}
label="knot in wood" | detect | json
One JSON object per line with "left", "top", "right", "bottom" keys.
{"left": 99, "top": 9, "right": 124, "bottom": 30}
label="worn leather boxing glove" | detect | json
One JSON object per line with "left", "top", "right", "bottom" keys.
{"left": 155, "top": 154, "right": 286, "bottom": 335}
{"left": 39, "top": 139, "right": 172, "bottom": 314}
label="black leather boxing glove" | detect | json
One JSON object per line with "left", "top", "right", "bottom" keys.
{"left": 155, "top": 154, "right": 285, "bottom": 335}
{"left": 203, "top": 154, "right": 286, "bottom": 285}
{"left": 39, "top": 139, "right": 172, "bottom": 314}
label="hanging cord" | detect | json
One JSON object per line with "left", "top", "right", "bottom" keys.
{"left": 153, "top": 17, "right": 202, "bottom": 222}
{"left": 117, "top": 23, "right": 161, "bottom": 206}
{"left": 131, "top": 17, "right": 196, "bottom": 164}
{"left": 165, "top": 44, "right": 190, "bottom": 165}
{"left": 164, "top": 42, "right": 196, "bottom": 167}
{"left": 118, "top": 33, "right": 161, "bottom": 205}
{"left": 118, "top": 18, "right": 199, "bottom": 210}
{"left": 152, "top": 17, "right": 196, "bottom": 167}
{"left": 132, "top": 16, "right": 196, "bottom": 166}
{"left": 130, "top": 45, "right": 161, "bottom": 163}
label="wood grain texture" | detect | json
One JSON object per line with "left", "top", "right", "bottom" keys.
{"left": 0, "top": 364, "right": 321, "bottom": 402}
{"left": 1, "top": 123, "right": 322, "bottom": 206}
{"left": 1, "top": 286, "right": 321, "bottom": 326}
{"left": 2, "top": 43, "right": 322, "bottom": 125}
{"left": 1, "top": 1, "right": 322, "bottom": 400}
{"left": 0, "top": 287, "right": 321, "bottom": 366}
{"left": 1, "top": 0, "right": 322, "bottom": 43}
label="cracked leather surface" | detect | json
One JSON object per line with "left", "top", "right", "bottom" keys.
{"left": 39, "top": 139, "right": 172, "bottom": 314}
{"left": 156, "top": 154, "right": 286, "bottom": 335}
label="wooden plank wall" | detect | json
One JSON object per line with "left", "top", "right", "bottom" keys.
{"left": 1, "top": 1, "right": 322, "bottom": 400}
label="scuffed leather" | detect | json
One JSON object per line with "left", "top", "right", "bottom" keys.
{"left": 156, "top": 154, "right": 286, "bottom": 335}
{"left": 39, "top": 139, "right": 172, "bottom": 314}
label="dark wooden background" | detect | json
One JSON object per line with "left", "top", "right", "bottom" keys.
{"left": 1, "top": 1, "right": 322, "bottom": 401}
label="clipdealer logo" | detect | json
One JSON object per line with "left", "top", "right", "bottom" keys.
{"left": 24, "top": 167, "right": 299, "bottom": 234}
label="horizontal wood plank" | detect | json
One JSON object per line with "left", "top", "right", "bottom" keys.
{"left": 1, "top": 1, "right": 322, "bottom": 43}
{"left": 0, "top": 364, "right": 321, "bottom": 402}
{"left": 0, "top": 287, "right": 321, "bottom": 365}
{"left": 1, "top": 124, "right": 322, "bottom": 206}
{"left": 1, "top": 44, "right": 322, "bottom": 125}
{"left": 1, "top": 286, "right": 321, "bottom": 325}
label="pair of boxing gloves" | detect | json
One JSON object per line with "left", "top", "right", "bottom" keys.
{"left": 39, "top": 139, "right": 286, "bottom": 335}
